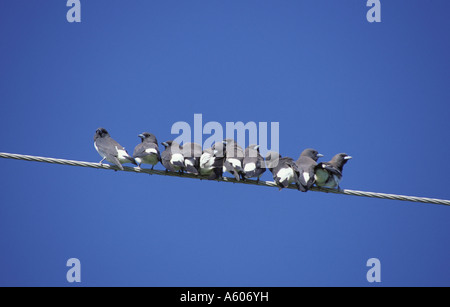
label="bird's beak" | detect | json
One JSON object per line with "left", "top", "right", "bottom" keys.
{"left": 344, "top": 156, "right": 353, "bottom": 160}
{"left": 138, "top": 134, "right": 145, "bottom": 139}
{"left": 161, "top": 142, "right": 168, "bottom": 147}
{"left": 254, "top": 145, "right": 260, "bottom": 150}
{"left": 317, "top": 153, "right": 324, "bottom": 157}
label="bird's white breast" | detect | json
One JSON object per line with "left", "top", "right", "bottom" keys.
{"left": 116, "top": 147, "right": 130, "bottom": 162}
{"left": 94, "top": 142, "right": 106, "bottom": 158}
{"left": 171, "top": 153, "right": 184, "bottom": 164}
{"left": 145, "top": 148, "right": 157, "bottom": 154}
{"left": 277, "top": 168, "right": 294, "bottom": 183}
{"left": 227, "top": 158, "right": 242, "bottom": 168}
{"left": 200, "top": 153, "right": 213, "bottom": 169}
{"left": 244, "top": 162, "right": 256, "bottom": 172}
{"left": 314, "top": 169, "right": 329, "bottom": 185}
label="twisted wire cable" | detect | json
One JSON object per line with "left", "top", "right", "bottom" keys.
{"left": 1, "top": 152, "right": 449, "bottom": 206}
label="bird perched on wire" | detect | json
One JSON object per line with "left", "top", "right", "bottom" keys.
{"left": 182, "top": 142, "right": 202, "bottom": 175}
{"left": 223, "top": 138, "right": 245, "bottom": 181}
{"left": 242, "top": 144, "right": 266, "bottom": 182}
{"left": 295, "top": 148, "right": 323, "bottom": 192}
{"left": 315, "top": 153, "right": 352, "bottom": 190}
{"left": 133, "top": 132, "right": 161, "bottom": 169}
{"left": 199, "top": 142, "right": 226, "bottom": 180}
{"left": 161, "top": 140, "right": 185, "bottom": 173}
{"left": 93, "top": 127, "right": 137, "bottom": 170}
{"left": 266, "top": 152, "right": 302, "bottom": 191}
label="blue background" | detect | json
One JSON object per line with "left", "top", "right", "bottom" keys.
{"left": 0, "top": 0, "right": 449, "bottom": 286}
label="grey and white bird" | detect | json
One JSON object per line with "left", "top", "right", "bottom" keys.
{"left": 223, "top": 138, "right": 245, "bottom": 181}
{"left": 161, "top": 140, "right": 185, "bottom": 173}
{"left": 265, "top": 152, "right": 302, "bottom": 191}
{"left": 133, "top": 132, "right": 161, "bottom": 169}
{"left": 182, "top": 142, "right": 203, "bottom": 175}
{"left": 93, "top": 127, "right": 137, "bottom": 170}
{"left": 315, "top": 153, "right": 352, "bottom": 189}
{"left": 295, "top": 148, "right": 323, "bottom": 192}
{"left": 199, "top": 142, "right": 226, "bottom": 180}
{"left": 242, "top": 144, "right": 266, "bottom": 182}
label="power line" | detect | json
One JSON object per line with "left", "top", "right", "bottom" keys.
{"left": 1, "top": 151, "right": 449, "bottom": 207}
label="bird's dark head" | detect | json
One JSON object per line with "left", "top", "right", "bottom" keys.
{"left": 249, "top": 144, "right": 260, "bottom": 151}
{"left": 223, "top": 138, "right": 235, "bottom": 145}
{"left": 265, "top": 151, "right": 281, "bottom": 160}
{"left": 337, "top": 153, "right": 352, "bottom": 161}
{"left": 94, "top": 127, "right": 109, "bottom": 140}
{"left": 301, "top": 148, "right": 324, "bottom": 161}
{"left": 331, "top": 153, "right": 352, "bottom": 168}
{"left": 210, "top": 141, "right": 227, "bottom": 158}
{"left": 161, "top": 140, "right": 173, "bottom": 148}
{"left": 139, "top": 132, "right": 157, "bottom": 144}
{"left": 245, "top": 144, "right": 260, "bottom": 158}
{"left": 212, "top": 142, "right": 226, "bottom": 157}
{"left": 162, "top": 140, "right": 181, "bottom": 149}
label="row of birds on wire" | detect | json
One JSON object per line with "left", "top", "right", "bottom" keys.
{"left": 94, "top": 128, "right": 352, "bottom": 192}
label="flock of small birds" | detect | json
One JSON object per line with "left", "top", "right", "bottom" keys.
{"left": 94, "top": 128, "right": 352, "bottom": 192}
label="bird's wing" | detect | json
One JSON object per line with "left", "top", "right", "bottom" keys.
{"left": 134, "top": 143, "right": 160, "bottom": 158}
{"left": 305, "top": 167, "right": 316, "bottom": 189}
{"left": 318, "top": 162, "right": 343, "bottom": 177}
{"left": 133, "top": 143, "right": 145, "bottom": 158}
{"left": 297, "top": 157, "right": 317, "bottom": 189}
{"left": 96, "top": 137, "right": 119, "bottom": 157}
{"left": 223, "top": 160, "right": 240, "bottom": 180}
{"left": 161, "top": 150, "right": 177, "bottom": 172}
{"left": 95, "top": 138, "right": 123, "bottom": 169}
{"left": 256, "top": 154, "right": 266, "bottom": 169}
{"left": 184, "top": 161, "right": 199, "bottom": 175}
{"left": 211, "top": 156, "right": 225, "bottom": 167}
{"left": 185, "top": 166, "right": 199, "bottom": 175}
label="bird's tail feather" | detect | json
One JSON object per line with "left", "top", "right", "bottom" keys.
{"left": 111, "top": 156, "right": 124, "bottom": 170}
{"left": 172, "top": 160, "right": 185, "bottom": 168}
{"left": 185, "top": 165, "right": 199, "bottom": 175}
{"left": 126, "top": 155, "right": 137, "bottom": 165}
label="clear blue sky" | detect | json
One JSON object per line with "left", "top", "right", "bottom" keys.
{"left": 0, "top": 0, "right": 449, "bottom": 286}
